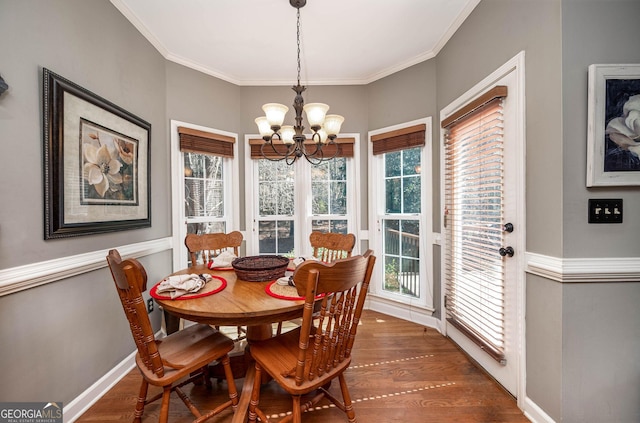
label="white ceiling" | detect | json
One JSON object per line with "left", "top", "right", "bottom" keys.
{"left": 110, "top": 0, "right": 480, "bottom": 86}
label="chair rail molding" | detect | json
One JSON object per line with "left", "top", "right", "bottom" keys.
{"left": 526, "top": 252, "right": 640, "bottom": 283}
{"left": 0, "top": 237, "right": 172, "bottom": 296}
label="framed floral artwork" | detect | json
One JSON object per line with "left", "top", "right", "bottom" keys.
{"left": 587, "top": 64, "right": 640, "bottom": 186}
{"left": 43, "top": 68, "right": 151, "bottom": 239}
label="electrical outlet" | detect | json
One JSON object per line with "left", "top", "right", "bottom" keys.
{"left": 588, "top": 198, "right": 623, "bottom": 223}
{"left": 147, "top": 298, "right": 154, "bottom": 313}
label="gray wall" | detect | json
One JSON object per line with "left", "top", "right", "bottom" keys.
{"left": 562, "top": 0, "right": 640, "bottom": 259}
{"left": 434, "top": 0, "right": 640, "bottom": 421}
{"left": 560, "top": 1, "right": 640, "bottom": 421}
{"left": 0, "top": 0, "right": 172, "bottom": 403}
{"left": 430, "top": 1, "right": 566, "bottom": 419}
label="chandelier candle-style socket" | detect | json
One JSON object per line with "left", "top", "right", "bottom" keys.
{"left": 254, "top": 0, "right": 345, "bottom": 165}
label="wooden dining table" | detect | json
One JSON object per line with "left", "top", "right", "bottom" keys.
{"left": 154, "top": 263, "right": 304, "bottom": 423}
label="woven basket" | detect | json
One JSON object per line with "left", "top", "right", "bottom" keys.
{"left": 232, "top": 255, "right": 289, "bottom": 282}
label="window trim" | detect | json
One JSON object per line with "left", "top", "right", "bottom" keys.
{"left": 367, "top": 117, "right": 434, "bottom": 314}
{"left": 244, "top": 133, "right": 360, "bottom": 257}
{"left": 170, "top": 120, "right": 240, "bottom": 271}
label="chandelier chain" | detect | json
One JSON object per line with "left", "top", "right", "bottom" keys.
{"left": 296, "top": 7, "right": 301, "bottom": 86}
{"left": 254, "top": 0, "right": 344, "bottom": 165}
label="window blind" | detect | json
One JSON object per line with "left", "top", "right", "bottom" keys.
{"left": 371, "top": 124, "right": 426, "bottom": 155}
{"left": 249, "top": 137, "right": 354, "bottom": 159}
{"left": 178, "top": 126, "right": 235, "bottom": 158}
{"left": 442, "top": 86, "right": 508, "bottom": 364}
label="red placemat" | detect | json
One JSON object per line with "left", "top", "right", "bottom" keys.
{"left": 150, "top": 275, "right": 226, "bottom": 300}
{"left": 265, "top": 281, "right": 325, "bottom": 301}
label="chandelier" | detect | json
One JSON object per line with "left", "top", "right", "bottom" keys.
{"left": 254, "top": 0, "right": 344, "bottom": 165}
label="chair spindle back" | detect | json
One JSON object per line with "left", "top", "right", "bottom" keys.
{"left": 290, "top": 250, "right": 375, "bottom": 385}
{"left": 185, "top": 231, "right": 243, "bottom": 265}
{"left": 309, "top": 231, "right": 356, "bottom": 262}
{"left": 106, "top": 249, "right": 164, "bottom": 377}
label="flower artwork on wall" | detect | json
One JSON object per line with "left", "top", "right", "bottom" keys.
{"left": 43, "top": 68, "right": 151, "bottom": 239}
{"left": 587, "top": 64, "right": 640, "bottom": 186}
{"left": 80, "top": 119, "right": 138, "bottom": 204}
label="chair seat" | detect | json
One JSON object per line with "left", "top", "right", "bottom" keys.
{"left": 136, "top": 324, "right": 234, "bottom": 386}
{"left": 250, "top": 327, "right": 351, "bottom": 396}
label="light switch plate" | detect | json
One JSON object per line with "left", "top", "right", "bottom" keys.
{"left": 588, "top": 199, "right": 623, "bottom": 223}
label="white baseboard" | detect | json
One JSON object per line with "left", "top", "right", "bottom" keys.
{"left": 522, "top": 395, "right": 556, "bottom": 423}
{"left": 63, "top": 351, "right": 137, "bottom": 423}
{"left": 367, "top": 295, "right": 441, "bottom": 332}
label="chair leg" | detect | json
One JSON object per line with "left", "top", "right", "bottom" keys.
{"left": 159, "top": 387, "right": 172, "bottom": 423}
{"left": 338, "top": 373, "right": 356, "bottom": 423}
{"left": 248, "top": 363, "right": 263, "bottom": 423}
{"left": 133, "top": 379, "right": 148, "bottom": 423}
{"left": 292, "top": 395, "right": 302, "bottom": 423}
{"left": 220, "top": 355, "right": 239, "bottom": 409}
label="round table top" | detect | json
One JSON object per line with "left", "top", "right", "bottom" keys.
{"left": 154, "top": 264, "right": 305, "bottom": 327}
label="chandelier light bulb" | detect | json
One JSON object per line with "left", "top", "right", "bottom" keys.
{"left": 317, "top": 128, "right": 329, "bottom": 144}
{"left": 262, "top": 103, "right": 289, "bottom": 128}
{"left": 323, "top": 114, "right": 345, "bottom": 137}
{"left": 303, "top": 103, "right": 330, "bottom": 129}
{"left": 280, "top": 125, "right": 296, "bottom": 145}
{"left": 255, "top": 117, "right": 272, "bottom": 139}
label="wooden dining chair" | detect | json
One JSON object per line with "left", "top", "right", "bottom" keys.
{"left": 309, "top": 231, "right": 356, "bottom": 262}
{"left": 106, "top": 249, "right": 239, "bottom": 423}
{"left": 184, "top": 231, "right": 246, "bottom": 341}
{"left": 276, "top": 231, "right": 356, "bottom": 335}
{"left": 248, "top": 250, "right": 376, "bottom": 423}
{"left": 185, "top": 231, "right": 243, "bottom": 266}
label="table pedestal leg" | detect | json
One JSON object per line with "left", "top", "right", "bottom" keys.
{"left": 232, "top": 323, "right": 273, "bottom": 423}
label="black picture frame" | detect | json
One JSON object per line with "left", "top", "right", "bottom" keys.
{"left": 43, "top": 68, "right": 151, "bottom": 239}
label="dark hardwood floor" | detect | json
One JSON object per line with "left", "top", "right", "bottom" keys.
{"left": 77, "top": 310, "right": 530, "bottom": 422}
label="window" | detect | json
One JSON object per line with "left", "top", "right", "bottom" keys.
{"left": 257, "top": 160, "right": 295, "bottom": 255}
{"left": 171, "top": 122, "right": 238, "bottom": 269}
{"left": 311, "top": 159, "right": 348, "bottom": 234}
{"left": 369, "top": 119, "right": 433, "bottom": 311}
{"left": 246, "top": 136, "right": 358, "bottom": 256}
{"left": 184, "top": 152, "right": 226, "bottom": 235}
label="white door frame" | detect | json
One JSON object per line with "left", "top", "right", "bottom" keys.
{"left": 439, "top": 51, "right": 526, "bottom": 405}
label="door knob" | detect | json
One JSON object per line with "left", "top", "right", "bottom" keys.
{"left": 499, "top": 246, "right": 514, "bottom": 257}
{"left": 502, "top": 222, "right": 514, "bottom": 233}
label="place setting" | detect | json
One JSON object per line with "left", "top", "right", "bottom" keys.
{"left": 150, "top": 273, "right": 227, "bottom": 300}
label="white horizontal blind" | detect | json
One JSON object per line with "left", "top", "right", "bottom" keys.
{"left": 443, "top": 93, "right": 507, "bottom": 364}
